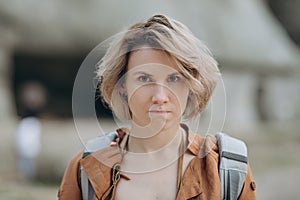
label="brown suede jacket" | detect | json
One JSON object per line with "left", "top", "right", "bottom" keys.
{"left": 58, "top": 127, "right": 256, "bottom": 200}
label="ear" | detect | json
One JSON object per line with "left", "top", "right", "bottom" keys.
{"left": 118, "top": 82, "right": 127, "bottom": 95}
{"left": 118, "top": 82, "right": 128, "bottom": 101}
{"left": 188, "top": 91, "right": 193, "bottom": 99}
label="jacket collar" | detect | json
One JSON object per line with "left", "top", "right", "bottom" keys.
{"left": 80, "top": 124, "right": 217, "bottom": 199}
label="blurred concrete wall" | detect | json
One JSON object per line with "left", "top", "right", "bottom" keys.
{"left": 0, "top": 0, "right": 299, "bottom": 129}
{"left": 0, "top": 47, "right": 15, "bottom": 123}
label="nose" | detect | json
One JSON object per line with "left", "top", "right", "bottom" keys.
{"left": 152, "top": 84, "right": 169, "bottom": 105}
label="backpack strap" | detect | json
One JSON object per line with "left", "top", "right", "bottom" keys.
{"left": 81, "top": 131, "right": 118, "bottom": 200}
{"left": 81, "top": 167, "right": 94, "bottom": 200}
{"left": 215, "top": 132, "right": 248, "bottom": 200}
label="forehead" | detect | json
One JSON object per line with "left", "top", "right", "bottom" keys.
{"left": 127, "top": 48, "right": 179, "bottom": 72}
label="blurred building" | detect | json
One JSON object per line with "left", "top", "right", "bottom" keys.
{"left": 0, "top": 0, "right": 299, "bottom": 129}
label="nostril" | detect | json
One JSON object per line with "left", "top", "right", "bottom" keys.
{"left": 152, "top": 91, "right": 169, "bottom": 104}
{"left": 152, "top": 96, "right": 168, "bottom": 104}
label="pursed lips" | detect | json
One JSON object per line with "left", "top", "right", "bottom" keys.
{"left": 148, "top": 110, "right": 171, "bottom": 113}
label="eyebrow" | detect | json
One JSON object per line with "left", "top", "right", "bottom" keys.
{"left": 132, "top": 71, "right": 181, "bottom": 76}
{"left": 132, "top": 71, "right": 153, "bottom": 77}
{"left": 168, "top": 72, "right": 181, "bottom": 76}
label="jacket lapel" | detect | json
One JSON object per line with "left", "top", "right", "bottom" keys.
{"left": 80, "top": 146, "right": 122, "bottom": 199}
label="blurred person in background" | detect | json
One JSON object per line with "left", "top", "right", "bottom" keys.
{"left": 59, "top": 14, "right": 256, "bottom": 200}
{"left": 16, "top": 81, "right": 47, "bottom": 180}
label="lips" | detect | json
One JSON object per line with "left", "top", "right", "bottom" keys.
{"left": 148, "top": 110, "right": 171, "bottom": 113}
{"left": 148, "top": 105, "right": 172, "bottom": 114}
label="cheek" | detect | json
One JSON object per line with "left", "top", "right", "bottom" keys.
{"left": 180, "top": 92, "right": 190, "bottom": 111}
{"left": 125, "top": 79, "right": 148, "bottom": 98}
{"left": 172, "top": 88, "right": 190, "bottom": 113}
{"left": 127, "top": 86, "right": 151, "bottom": 110}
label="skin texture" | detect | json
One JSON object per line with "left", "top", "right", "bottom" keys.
{"left": 115, "top": 48, "right": 192, "bottom": 199}
{"left": 125, "top": 48, "right": 189, "bottom": 127}
{"left": 123, "top": 48, "right": 190, "bottom": 153}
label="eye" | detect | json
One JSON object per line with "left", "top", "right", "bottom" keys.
{"left": 138, "top": 75, "right": 151, "bottom": 82}
{"left": 167, "top": 74, "right": 181, "bottom": 82}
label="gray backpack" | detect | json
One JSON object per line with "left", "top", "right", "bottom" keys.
{"left": 80, "top": 132, "right": 248, "bottom": 200}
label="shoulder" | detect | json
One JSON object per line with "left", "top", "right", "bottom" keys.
{"left": 187, "top": 131, "right": 249, "bottom": 162}
{"left": 62, "top": 150, "right": 83, "bottom": 182}
{"left": 58, "top": 151, "right": 83, "bottom": 200}
{"left": 187, "top": 131, "right": 219, "bottom": 162}
{"left": 185, "top": 131, "right": 257, "bottom": 199}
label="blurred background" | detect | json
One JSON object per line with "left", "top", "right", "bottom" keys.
{"left": 0, "top": 0, "right": 300, "bottom": 199}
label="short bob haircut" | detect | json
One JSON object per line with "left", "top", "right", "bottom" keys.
{"left": 96, "top": 14, "right": 220, "bottom": 120}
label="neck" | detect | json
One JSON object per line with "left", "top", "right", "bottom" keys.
{"left": 128, "top": 123, "right": 182, "bottom": 153}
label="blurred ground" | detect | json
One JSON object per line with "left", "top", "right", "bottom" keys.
{"left": 0, "top": 119, "right": 300, "bottom": 199}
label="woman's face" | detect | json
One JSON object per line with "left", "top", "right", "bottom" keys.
{"left": 124, "top": 48, "right": 190, "bottom": 128}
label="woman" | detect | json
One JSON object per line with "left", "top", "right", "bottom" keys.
{"left": 58, "top": 14, "right": 256, "bottom": 200}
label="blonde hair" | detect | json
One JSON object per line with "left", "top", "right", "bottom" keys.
{"left": 96, "top": 14, "right": 220, "bottom": 120}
